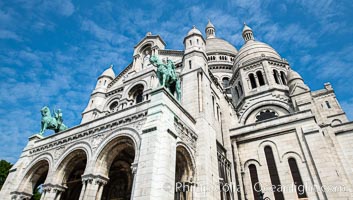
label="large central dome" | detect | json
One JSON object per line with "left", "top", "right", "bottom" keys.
{"left": 206, "top": 38, "right": 238, "bottom": 54}
{"left": 234, "top": 40, "right": 281, "bottom": 67}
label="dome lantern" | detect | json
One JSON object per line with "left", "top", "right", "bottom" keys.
{"left": 205, "top": 19, "right": 216, "bottom": 39}
{"left": 242, "top": 23, "right": 254, "bottom": 42}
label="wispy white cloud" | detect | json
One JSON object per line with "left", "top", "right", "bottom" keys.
{"left": 0, "top": 30, "right": 21, "bottom": 41}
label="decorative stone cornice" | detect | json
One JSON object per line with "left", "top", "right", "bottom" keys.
{"left": 209, "top": 65, "right": 232, "bottom": 71}
{"left": 174, "top": 117, "right": 198, "bottom": 150}
{"left": 108, "top": 63, "right": 133, "bottom": 88}
{"left": 82, "top": 174, "right": 109, "bottom": 186}
{"left": 158, "top": 49, "right": 184, "bottom": 56}
{"left": 242, "top": 62, "right": 262, "bottom": 71}
{"left": 10, "top": 191, "right": 32, "bottom": 200}
{"left": 106, "top": 87, "right": 123, "bottom": 97}
{"left": 42, "top": 183, "right": 67, "bottom": 193}
{"left": 29, "top": 111, "right": 148, "bottom": 155}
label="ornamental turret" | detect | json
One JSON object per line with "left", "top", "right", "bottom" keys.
{"left": 242, "top": 23, "right": 254, "bottom": 42}
{"left": 205, "top": 19, "right": 216, "bottom": 39}
{"left": 81, "top": 65, "right": 115, "bottom": 124}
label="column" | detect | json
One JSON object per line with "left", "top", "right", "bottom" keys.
{"left": 10, "top": 191, "right": 31, "bottom": 200}
{"left": 80, "top": 174, "right": 109, "bottom": 200}
{"left": 41, "top": 184, "right": 66, "bottom": 200}
{"left": 129, "top": 162, "right": 138, "bottom": 198}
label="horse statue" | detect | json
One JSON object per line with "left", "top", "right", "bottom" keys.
{"left": 149, "top": 55, "right": 181, "bottom": 101}
{"left": 39, "top": 106, "right": 68, "bottom": 135}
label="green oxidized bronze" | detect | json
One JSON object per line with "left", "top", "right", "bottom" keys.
{"left": 149, "top": 55, "right": 181, "bottom": 101}
{"left": 39, "top": 106, "right": 68, "bottom": 135}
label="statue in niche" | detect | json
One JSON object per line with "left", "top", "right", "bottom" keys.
{"left": 39, "top": 106, "right": 68, "bottom": 135}
{"left": 142, "top": 50, "right": 151, "bottom": 69}
{"left": 149, "top": 55, "right": 181, "bottom": 101}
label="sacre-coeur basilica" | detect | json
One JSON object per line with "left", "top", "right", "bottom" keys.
{"left": 1, "top": 20, "right": 353, "bottom": 200}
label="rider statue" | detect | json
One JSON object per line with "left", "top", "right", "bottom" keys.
{"left": 149, "top": 55, "right": 181, "bottom": 101}
{"left": 39, "top": 106, "right": 68, "bottom": 135}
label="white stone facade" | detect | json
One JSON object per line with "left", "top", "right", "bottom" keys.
{"left": 1, "top": 21, "right": 353, "bottom": 200}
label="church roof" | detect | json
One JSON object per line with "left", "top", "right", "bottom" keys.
{"left": 206, "top": 38, "right": 238, "bottom": 54}
{"left": 206, "top": 20, "right": 215, "bottom": 29}
{"left": 187, "top": 26, "right": 202, "bottom": 36}
{"left": 234, "top": 40, "right": 281, "bottom": 67}
{"left": 99, "top": 65, "right": 115, "bottom": 79}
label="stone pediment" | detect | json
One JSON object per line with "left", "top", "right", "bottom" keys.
{"left": 290, "top": 83, "right": 309, "bottom": 96}
{"left": 107, "top": 63, "right": 133, "bottom": 88}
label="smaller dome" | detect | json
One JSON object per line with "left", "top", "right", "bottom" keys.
{"left": 287, "top": 69, "right": 303, "bottom": 83}
{"left": 287, "top": 69, "right": 309, "bottom": 93}
{"left": 206, "top": 38, "right": 238, "bottom": 54}
{"left": 100, "top": 65, "right": 115, "bottom": 79}
{"left": 187, "top": 25, "right": 202, "bottom": 36}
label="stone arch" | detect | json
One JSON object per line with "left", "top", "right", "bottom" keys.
{"left": 176, "top": 142, "right": 196, "bottom": 177}
{"left": 331, "top": 119, "right": 342, "bottom": 126}
{"left": 104, "top": 95, "right": 123, "bottom": 111}
{"left": 174, "top": 143, "right": 195, "bottom": 200}
{"left": 54, "top": 147, "right": 89, "bottom": 200}
{"left": 241, "top": 100, "right": 291, "bottom": 124}
{"left": 244, "top": 159, "right": 262, "bottom": 200}
{"left": 93, "top": 128, "right": 141, "bottom": 167}
{"left": 16, "top": 155, "right": 52, "bottom": 197}
{"left": 136, "top": 41, "right": 154, "bottom": 54}
{"left": 281, "top": 151, "right": 304, "bottom": 163}
{"left": 258, "top": 140, "right": 281, "bottom": 164}
{"left": 54, "top": 142, "right": 92, "bottom": 171}
{"left": 93, "top": 130, "right": 139, "bottom": 200}
{"left": 123, "top": 80, "right": 148, "bottom": 100}
{"left": 244, "top": 159, "right": 261, "bottom": 169}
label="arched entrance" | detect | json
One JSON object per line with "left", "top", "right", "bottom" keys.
{"left": 175, "top": 145, "right": 194, "bottom": 200}
{"left": 58, "top": 149, "right": 87, "bottom": 200}
{"left": 18, "top": 160, "right": 49, "bottom": 199}
{"left": 98, "top": 136, "right": 136, "bottom": 200}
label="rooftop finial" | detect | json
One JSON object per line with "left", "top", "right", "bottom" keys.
{"left": 110, "top": 64, "right": 113, "bottom": 68}
{"left": 242, "top": 23, "right": 254, "bottom": 42}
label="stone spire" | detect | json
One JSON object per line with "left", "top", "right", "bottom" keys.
{"left": 242, "top": 22, "right": 254, "bottom": 42}
{"left": 205, "top": 19, "right": 216, "bottom": 39}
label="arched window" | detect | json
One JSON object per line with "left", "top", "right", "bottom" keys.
{"left": 273, "top": 70, "right": 280, "bottom": 84}
{"left": 109, "top": 101, "right": 119, "bottom": 112}
{"left": 222, "top": 77, "right": 230, "bottom": 89}
{"left": 135, "top": 91, "right": 143, "bottom": 104}
{"left": 189, "top": 60, "right": 192, "bottom": 69}
{"left": 212, "top": 96, "right": 215, "bottom": 117}
{"left": 235, "top": 86, "right": 240, "bottom": 99}
{"left": 249, "top": 73, "right": 257, "bottom": 89}
{"left": 189, "top": 40, "right": 192, "bottom": 46}
{"left": 238, "top": 82, "right": 243, "bottom": 95}
{"left": 249, "top": 164, "right": 261, "bottom": 200}
{"left": 288, "top": 158, "right": 307, "bottom": 198}
{"left": 264, "top": 146, "right": 284, "bottom": 200}
{"left": 128, "top": 84, "right": 144, "bottom": 104}
{"left": 256, "top": 71, "right": 265, "bottom": 86}
{"left": 280, "top": 71, "right": 287, "bottom": 85}
{"left": 197, "top": 39, "right": 199, "bottom": 45}
{"left": 326, "top": 101, "right": 331, "bottom": 108}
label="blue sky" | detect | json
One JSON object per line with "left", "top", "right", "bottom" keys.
{"left": 0, "top": 0, "right": 353, "bottom": 163}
